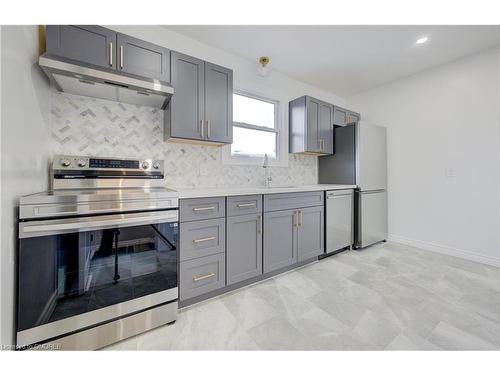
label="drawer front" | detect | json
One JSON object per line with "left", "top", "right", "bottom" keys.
{"left": 226, "top": 195, "right": 262, "bottom": 217}
{"left": 180, "top": 218, "right": 225, "bottom": 261}
{"left": 180, "top": 197, "right": 225, "bottom": 222}
{"left": 180, "top": 253, "right": 225, "bottom": 300}
{"left": 264, "top": 191, "right": 324, "bottom": 212}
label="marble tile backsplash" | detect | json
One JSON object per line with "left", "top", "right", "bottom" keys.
{"left": 50, "top": 92, "right": 318, "bottom": 188}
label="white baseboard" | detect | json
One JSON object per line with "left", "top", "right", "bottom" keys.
{"left": 387, "top": 234, "right": 500, "bottom": 267}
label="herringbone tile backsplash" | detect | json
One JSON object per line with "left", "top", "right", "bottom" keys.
{"left": 50, "top": 92, "right": 318, "bottom": 188}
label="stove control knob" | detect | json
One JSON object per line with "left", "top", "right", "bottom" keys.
{"left": 141, "top": 161, "right": 150, "bottom": 170}
{"left": 152, "top": 161, "right": 161, "bottom": 170}
{"left": 60, "top": 158, "right": 72, "bottom": 167}
{"left": 77, "top": 159, "right": 87, "bottom": 168}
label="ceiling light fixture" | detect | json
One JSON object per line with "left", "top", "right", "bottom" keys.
{"left": 415, "top": 36, "right": 429, "bottom": 45}
{"left": 258, "top": 56, "right": 270, "bottom": 77}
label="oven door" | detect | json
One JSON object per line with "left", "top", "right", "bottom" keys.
{"left": 17, "top": 209, "right": 178, "bottom": 346}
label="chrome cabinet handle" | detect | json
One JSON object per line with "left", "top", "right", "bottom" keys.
{"left": 298, "top": 210, "right": 302, "bottom": 227}
{"left": 193, "top": 272, "right": 216, "bottom": 282}
{"left": 293, "top": 211, "right": 297, "bottom": 227}
{"left": 257, "top": 215, "right": 262, "bottom": 234}
{"left": 199, "top": 120, "right": 203, "bottom": 137}
{"left": 193, "top": 206, "right": 216, "bottom": 212}
{"left": 237, "top": 203, "right": 255, "bottom": 208}
{"left": 193, "top": 236, "right": 216, "bottom": 243}
{"left": 207, "top": 120, "right": 211, "bottom": 138}
{"left": 109, "top": 42, "right": 113, "bottom": 66}
{"left": 120, "top": 46, "right": 124, "bottom": 69}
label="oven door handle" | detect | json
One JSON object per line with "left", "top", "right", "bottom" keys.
{"left": 19, "top": 210, "right": 178, "bottom": 238}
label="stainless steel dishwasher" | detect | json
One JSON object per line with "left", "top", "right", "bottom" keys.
{"left": 326, "top": 189, "right": 354, "bottom": 254}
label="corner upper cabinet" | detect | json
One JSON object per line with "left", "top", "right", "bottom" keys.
{"left": 333, "top": 106, "right": 360, "bottom": 126}
{"left": 289, "top": 96, "right": 333, "bottom": 155}
{"left": 46, "top": 25, "right": 117, "bottom": 69}
{"left": 165, "top": 52, "right": 233, "bottom": 145}
{"left": 116, "top": 33, "right": 170, "bottom": 81}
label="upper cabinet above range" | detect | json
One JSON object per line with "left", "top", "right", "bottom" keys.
{"left": 164, "top": 51, "right": 233, "bottom": 145}
{"left": 45, "top": 25, "right": 171, "bottom": 82}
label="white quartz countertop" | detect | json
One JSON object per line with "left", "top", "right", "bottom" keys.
{"left": 171, "top": 184, "right": 357, "bottom": 199}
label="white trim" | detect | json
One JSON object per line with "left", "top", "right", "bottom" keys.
{"left": 222, "top": 88, "right": 289, "bottom": 167}
{"left": 388, "top": 234, "right": 500, "bottom": 267}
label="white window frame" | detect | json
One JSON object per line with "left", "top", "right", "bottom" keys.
{"left": 222, "top": 89, "right": 288, "bottom": 167}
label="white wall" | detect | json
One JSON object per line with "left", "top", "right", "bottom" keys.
{"left": 0, "top": 26, "right": 51, "bottom": 347}
{"left": 348, "top": 48, "right": 500, "bottom": 265}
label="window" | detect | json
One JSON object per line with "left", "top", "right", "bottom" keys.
{"left": 231, "top": 92, "right": 279, "bottom": 159}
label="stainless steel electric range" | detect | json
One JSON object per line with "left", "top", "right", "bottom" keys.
{"left": 17, "top": 155, "right": 179, "bottom": 350}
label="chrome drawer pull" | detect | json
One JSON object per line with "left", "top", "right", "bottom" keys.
{"left": 109, "top": 42, "right": 113, "bottom": 66}
{"left": 298, "top": 210, "right": 303, "bottom": 227}
{"left": 236, "top": 203, "right": 255, "bottom": 208}
{"left": 193, "top": 272, "right": 216, "bottom": 282}
{"left": 193, "top": 236, "right": 216, "bottom": 243}
{"left": 193, "top": 206, "right": 216, "bottom": 212}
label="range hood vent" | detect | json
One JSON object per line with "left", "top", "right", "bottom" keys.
{"left": 39, "top": 55, "right": 174, "bottom": 109}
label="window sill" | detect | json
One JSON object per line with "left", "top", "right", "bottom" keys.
{"left": 221, "top": 146, "right": 288, "bottom": 167}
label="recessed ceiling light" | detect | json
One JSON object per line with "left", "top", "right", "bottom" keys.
{"left": 416, "top": 37, "right": 429, "bottom": 45}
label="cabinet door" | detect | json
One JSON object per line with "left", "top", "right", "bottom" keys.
{"left": 263, "top": 209, "right": 297, "bottom": 273}
{"left": 227, "top": 213, "right": 263, "bottom": 285}
{"left": 204, "top": 62, "right": 233, "bottom": 143}
{"left": 169, "top": 52, "right": 205, "bottom": 140}
{"left": 306, "top": 97, "right": 321, "bottom": 152}
{"left": 297, "top": 206, "right": 324, "bottom": 262}
{"left": 333, "top": 106, "right": 348, "bottom": 126}
{"left": 116, "top": 33, "right": 170, "bottom": 81}
{"left": 319, "top": 101, "right": 334, "bottom": 154}
{"left": 46, "top": 25, "right": 116, "bottom": 69}
{"left": 347, "top": 111, "right": 360, "bottom": 124}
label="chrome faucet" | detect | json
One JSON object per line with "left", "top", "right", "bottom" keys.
{"left": 263, "top": 154, "right": 272, "bottom": 188}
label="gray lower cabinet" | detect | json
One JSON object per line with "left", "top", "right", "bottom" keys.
{"left": 180, "top": 253, "right": 225, "bottom": 301}
{"left": 297, "top": 206, "right": 324, "bottom": 261}
{"left": 179, "top": 196, "right": 225, "bottom": 222}
{"left": 263, "top": 209, "right": 297, "bottom": 273}
{"left": 180, "top": 218, "right": 225, "bottom": 261}
{"left": 46, "top": 25, "right": 116, "bottom": 69}
{"left": 165, "top": 52, "right": 233, "bottom": 144}
{"left": 289, "top": 96, "right": 333, "bottom": 155}
{"left": 226, "top": 213, "right": 263, "bottom": 285}
{"left": 116, "top": 33, "right": 170, "bottom": 81}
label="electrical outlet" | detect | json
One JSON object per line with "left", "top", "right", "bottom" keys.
{"left": 445, "top": 167, "right": 455, "bottom": 178}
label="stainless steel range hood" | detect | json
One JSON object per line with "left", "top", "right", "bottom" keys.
{"left": 39, "top": 54, "right": 174, "bottom": 109}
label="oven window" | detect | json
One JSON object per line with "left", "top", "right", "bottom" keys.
{"left": 18, "top": 221, "right": 178, "bottom": 332}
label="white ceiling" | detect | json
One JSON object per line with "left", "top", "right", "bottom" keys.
{"left": 165, "top": 25, "right": 500, "bottom": 97}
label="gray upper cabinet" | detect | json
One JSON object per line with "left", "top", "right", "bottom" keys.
{"left": 167, "top": 52, "right": 205, "bottom": 141}
{"left": 289, "top": 96, "right": 333, "bottom": 155}
{"left": 263, "top": 209, "right": 297, "bottom": 273}
{"left": 165, "top": 53, "right": 233, "bottom": 144}
{"left": 306, "top": 97, "right": 320, "bottom": 153}
{"left": 46, "top": 25, "right": 116, "bottom": 70}
{"left": 226, "top": 213, "right": 263, "bottom": 285}
{"left": 334, "top": 106, "right": 360, "bottom": 126}
{"left": 46, "top": 25, "right": 171, "bottom": 83}
{"left": 319, "top": 102, "right": 334, "bottom": 154}
{"left": 116, "top": 33, "right": 170, "bottom": 81}
{"left": 297, "top": 206, "right": 324, "bottom": 262}
{"left": 204, "top": 62, "right": 233, "bottom": 143}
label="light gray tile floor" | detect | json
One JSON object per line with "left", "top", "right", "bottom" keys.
{"left": 105, "top": 242, "right": 500, "bottom": 350}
